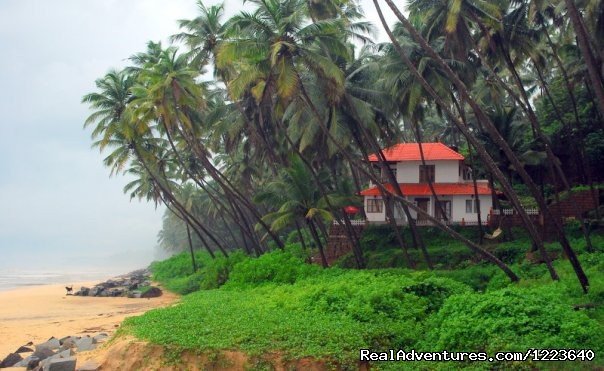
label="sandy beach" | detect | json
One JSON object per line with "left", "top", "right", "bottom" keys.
{"left": 0, "top": 282, "right": 178, "bottom": 357}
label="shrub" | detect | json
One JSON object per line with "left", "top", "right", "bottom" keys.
{"left": 432, "top": 264, "right": 499, "bottom": 292}
{"left": 149, "top": 250, "right": 213, "bottom": 282}
{"left": 419, "top": 286, "right": 604, "bottom": 356}
{"left": 226, "top": 247, "right": 320, "bottom": 287}
{"left": 150, "top": 250, "right": 248, "bottom": 294}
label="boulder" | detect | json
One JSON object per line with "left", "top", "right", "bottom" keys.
{"left": 58, "top": 337, "right": 76, "bottom": 350}
{"left": 0, "top": 352, "right": 23, "bottom": 368}
{"left": 32, "top": 347, "right": 55, "bottom": 361}
{"left": 127, "top": 290, "right": 142, "bottom": 299}
{"left": 140, "top": 286, "right": 162, "bottom": 298}
{"left": 44, "top": 356, "right": 76, "bottom": 371}
{"left": 15, "top": 345, "right": 33, "bottom": 353}
{"left": 36, "top": 338, "right": 61, "bottom": 351}
{"left": 87, "top": 287, "right": 100, "bottom": 297}
{"left": 55, "top": 349, "right": 74, "bottom": 358}
{"left": 76, "top": 287, "right": 90, "bottom": 296}
{"left": 103, "top": 280, "right": 117, "bottom": 288}
{"left": 13, "top": 355, "right": 40, "bottom": 369}
{"left": 107, "top": 288, "right": 124, "bottom": 297}
{"left": 74, "top": 337, "right": 95, "bottom": 352}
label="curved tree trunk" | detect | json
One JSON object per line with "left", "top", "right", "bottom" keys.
{"left": 185, "top": 223, "right": 198, "bottom": 273}
{"left": 308, "top": 219, "right": 328, "bottom": 267}
{"left": 376, "top": 0, "right": 597, "bottom": 292}
{"left": 564, "top": 0, "right": 604, "bottom": 119}
{"left": 374, "top": 0, "right": 559, "bottom": 283}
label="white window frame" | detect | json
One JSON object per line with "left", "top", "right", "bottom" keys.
{"left": 366, "top": 198, "right": 384, "bottom": 213}
{"left": 466, "top": 199, "right": 480, "bottom": 213}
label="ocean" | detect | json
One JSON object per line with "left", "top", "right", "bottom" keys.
{"left": 0, "top": 270, "right": 112, "bottom": 292}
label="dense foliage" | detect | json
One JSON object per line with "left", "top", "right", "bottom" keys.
{"left": 83, "top": 0, "right": 604, "bottom": 293}
{"left": 123, "top": 241, "right": 604, "bottom": 369}
{"left": 85, "top": 0, "right": 604, "bottom": 367}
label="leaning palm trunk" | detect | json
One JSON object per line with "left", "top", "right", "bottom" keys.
{"left": 294, "top": 219, "right": 308, "bottom": 250}
{"left": 162, "top": 100, "right": 278, "bottom": 253}
{"left": 157, "top": 119, "right": 266, "bottom": 254}
{"left": 412, "top": 119, "right": 448, "bottom": 223}
{"left": 271, "top": 115, "right": 366, "bottom": 268}
{"left": 185, "top": 223, "right": 198, "bottom": 273}
{"left": 307, "top": 219, "right": 328, "bottom": 267}
{"left": 451, "top": 95, "right": 484, "bottom": 243}
{"left": 374, "top": 0, "right": 555, "bottom": 282}
{"left": 282, "top": 56, "right": 518, "bottom": 282}
{"left": 174, "top": 123, "right": 285, "bottom": 250}
{"left": 342, "top": 98, "right": 433, "bottom": 269}
{"left": 159, "top": 193, "right": 216, "bottom": 259}
{"left": 297, "top": 85, "right": 431, "bottom": 268}
{"left": 342, "top": 105, "right": 432, "bottom": 269}
{"left": 305, "top": 107, "right": 520, "bottom": 280}
{"left": 564, "top": 0, "right": 604, "bottom": 119}
{"left": 385, "top": 195, "right": 416, "bottom": 268}
{"left": 468, "top": 146, "right": 484, "bottom": 244}
{"left": 376, "top": 0, "right": 594, "bottom": 292}
{"left": 471, "top": 27, "right": 596, "bottom": 250}
{"left": 133, "top": 144, "right": 229, "bottom": 257}
{"left": 531, "top": 61, "right": 595, "bottom": 252}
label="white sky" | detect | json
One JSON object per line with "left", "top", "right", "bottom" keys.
{"left": 0, "top": 0, "right": 398, "bottom": 273}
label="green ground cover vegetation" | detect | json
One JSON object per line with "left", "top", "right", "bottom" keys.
{"left": 121, "top": 227, "right": 604, "bottom": 370}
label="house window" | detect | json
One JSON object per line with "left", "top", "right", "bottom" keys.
{"left": 462, "top": 166, "right": 472, "bottom": 180}
{"left": 466, "top": 199, "right": 481, "bottom": 213}
{"left": 366, "top": 199, "right": 384, "bottom": 213}
{"left": 419, "top": 165, "right": 435, "bottom": 183}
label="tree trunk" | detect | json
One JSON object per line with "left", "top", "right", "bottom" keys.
{"left": 564, "top": 0, "right": 604, "bottom": 119}
{"left": 374, "top": 0, "right": 563, "bottom": 283}
{"left": 381, "top": 1, "right": 587, "bottom": 279}
{"left": 308, "top": 219, "right": 328, "bottom": 267}
{"left": 185, "top": 223, "right": 198, "bottom": 273}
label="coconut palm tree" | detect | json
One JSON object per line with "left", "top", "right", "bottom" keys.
{"left": 170, "top": 2, "right": 226, "bottom": 73}
{"left": 255, "top": 156, "right": 335, "bottom": 267}
{"left": 373, "top": 0, "right": 592, "bottom": 291}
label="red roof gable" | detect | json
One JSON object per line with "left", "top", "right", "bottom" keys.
{"left": 367, "top": 143, "right": 464, "bottom": 162}
{"left": 360, "top": 183, "right": 491, "bottom": 196}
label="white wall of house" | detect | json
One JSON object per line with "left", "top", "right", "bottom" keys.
{"left": 451, "top": 195, "right": 493, "bottom": 223}
{"left": 396, "top": 160, "right": 462, "bottom": 183}
{"left": 363, "top": 194, "right": 493, "bottom": 224}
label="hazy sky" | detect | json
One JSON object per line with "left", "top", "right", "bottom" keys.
{"left": 0, "top": 0, "right": 397, "bottom": 273}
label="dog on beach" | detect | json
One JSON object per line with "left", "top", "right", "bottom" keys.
{"left": 65, "top": 285, "right": 73, "bottom": 295}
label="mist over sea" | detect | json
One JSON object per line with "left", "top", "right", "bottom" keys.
{"left": 0, "top": 270, "right": 115, "bottom": 292}
{"left": 0, "top": 247, "right": 171, "bottom": 292}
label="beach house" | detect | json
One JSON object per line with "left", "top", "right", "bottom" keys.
{"left": 360, "top": 143, "right": 492, "bottom": 225}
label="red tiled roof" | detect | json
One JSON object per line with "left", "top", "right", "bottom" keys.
{"left": 360, "top": 183, "right": 492, "bottom": 196}
{"left": 367, "top": 143, "right": 464, "bottom": 162}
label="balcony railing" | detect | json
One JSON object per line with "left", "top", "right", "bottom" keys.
{"left": 332, "top": 219, "right": 366, "bottom": 226}
{"left": 333, "top": 219, "right": 489, "bottom": 226}
{"left": 491, "top": 208, "right": 539, "bottom": 215}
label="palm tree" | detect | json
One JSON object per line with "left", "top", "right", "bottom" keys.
{"left": 255, "top": 156, "right": 334, "bottom": 267}
{"left": 563, "top": 0, "right": 604, "bottom": 118}
{"left": 170, "top": 2, "right": 226, "bottom": 75}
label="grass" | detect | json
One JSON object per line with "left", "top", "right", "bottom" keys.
{"left": 121, "top": 229, "right": 604, "bottom": 369}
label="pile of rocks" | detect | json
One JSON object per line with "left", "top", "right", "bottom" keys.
{"left": 72, "top": 269, "right": 162, "bottom": 299}
{"left": 0, "top": 334, "right": 106, "bottom": 371}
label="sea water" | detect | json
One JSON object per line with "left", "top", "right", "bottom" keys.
{"left": 0, "top": 270, "right": 110, "bottom": 292}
